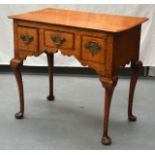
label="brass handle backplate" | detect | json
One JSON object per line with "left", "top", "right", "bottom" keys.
{"left": 51, "top": 34, "right": 66, "bottom": 47}
{"left": 20, "top": 33, "right": 34, "bottom": 45}
{"left": 85, "top": 41, "right": 101, "bottom": 56}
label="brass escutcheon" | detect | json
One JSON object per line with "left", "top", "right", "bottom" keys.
{"left": 20, "top": 32, "right": 34, "bottom": 45}
{"left": 85, "top": 40, "right": 101, "bottom": 56}
{"left": 51, "top": 34, "right": 66, "bottom": 47}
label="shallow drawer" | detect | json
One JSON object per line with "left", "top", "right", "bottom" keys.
{"left": 81, "top": 35, "right": 107, "bottom": 64}
{"left": 17, "top": 27, "right": 38, "bottom": 52}
{"left": 44, "top": 30, "right": 74, "bottom": 50}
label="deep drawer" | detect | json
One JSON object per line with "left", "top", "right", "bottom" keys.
{"left": 17, "top": 26, "right": 38, "bottom": 52}
{"left": 81, "top": 35, "right": 107, "bottom": 64}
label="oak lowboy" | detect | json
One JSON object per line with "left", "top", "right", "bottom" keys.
{"left": 9, "top": 8, "right": 148, "bottom": 145}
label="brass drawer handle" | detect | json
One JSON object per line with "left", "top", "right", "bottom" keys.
{"left": 51, "top": 34, "right": 66, "bottom": 47}
{"left": 20, "top": 32, "right": 34, "bottom": 45}
{"left": 85, "top": 41, "right": 101, "bottom": 56}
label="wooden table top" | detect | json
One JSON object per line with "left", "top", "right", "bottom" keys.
{"left": 9, "top": 8, "right": 148, "bottom": 33}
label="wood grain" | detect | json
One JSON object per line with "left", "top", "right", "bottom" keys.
{"left": 44, "top": 29, "right": 74, "bottom": 50}
{"left": 17, "top": 26, "right": 38, "bottom": 52}
{"left": 9, "top": 8, "right": 148, "bottom": 33}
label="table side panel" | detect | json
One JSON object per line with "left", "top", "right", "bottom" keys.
{"left": 113, "top": 25, "right": 141, "bottom": 73}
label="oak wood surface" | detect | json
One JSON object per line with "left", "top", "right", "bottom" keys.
{"left": 9, "top": 8, "right": 148, "bottom": 33}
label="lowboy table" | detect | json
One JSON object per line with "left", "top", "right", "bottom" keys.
{"left": 9, "top": 8, "right": 148, "bottom": 145}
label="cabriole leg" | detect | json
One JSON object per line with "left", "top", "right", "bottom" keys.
{"left": 10, "top": 58, "right": 24, "bottom": 119}
{"left": 100, "top": 76, "right": 118, "bottom": 145}
{"left": 128, "top": 61, "right": 142, "bottom": 121}
{"left": 46, "top": 53, "right": 55, "bottom": 101}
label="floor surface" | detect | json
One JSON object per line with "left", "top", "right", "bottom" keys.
{"left": 0, "top": 73, "right": 155, "bottom": 150}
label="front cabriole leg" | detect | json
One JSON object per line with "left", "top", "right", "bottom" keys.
{"left": 128, "top": 61, "right": 142, "bottom": 121}
{"left": 10, "top": 58, "right": 24, "bottom": 119}
{"left": 100, "top": 76, "right": 118, "bottom": 145}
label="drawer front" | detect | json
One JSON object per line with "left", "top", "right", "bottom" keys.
{"left": 81, "top": 35, "right": 107, "bottom": 64}
{"left": 44, "top": 30, "right": 74, "bottom": 50}
{"left": 17, "top": 27, "right": 38, "bottom": 52}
